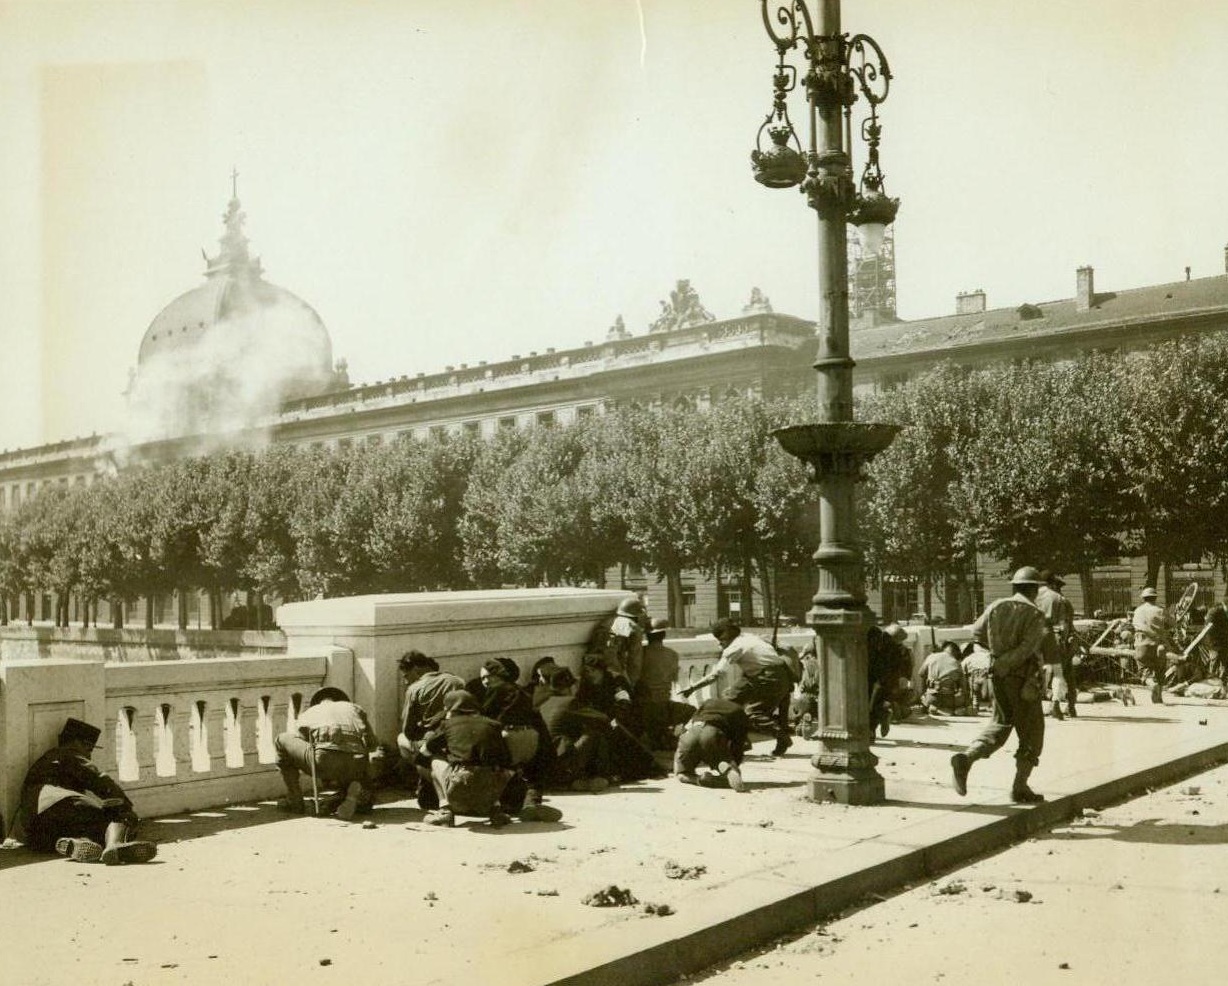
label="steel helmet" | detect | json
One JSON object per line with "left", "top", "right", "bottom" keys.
{"left": 1010, "top": 566, "right": 1043, "bottom": 586}
{"left": 1141, "top": 587, "right": 1158, "bottom": 599}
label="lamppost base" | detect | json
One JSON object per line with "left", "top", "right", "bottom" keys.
{"left": 805, "top": 770, "right": 885, "bottom": 806}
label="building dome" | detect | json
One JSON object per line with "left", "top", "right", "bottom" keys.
{"left": 127, "top": 184, "right": 338, "bottom": 441}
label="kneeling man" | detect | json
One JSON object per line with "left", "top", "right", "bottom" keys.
{"left": 276, "top": 687, "right": 377, "bottom": 820}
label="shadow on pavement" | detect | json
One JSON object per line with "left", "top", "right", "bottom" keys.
{"left": 1049, "top": 818, "right": 1228, "bottom": 845}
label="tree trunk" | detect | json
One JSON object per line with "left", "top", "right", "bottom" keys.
{"left": 922, "top": 579, "right": 933, "bottom": 621}
{"left": 741, "top": 553, "right": 756, "bottom": 626}
{"left": 26, "top": 591, "right": 34, "bottom": 627}
{"left": 1145, "top": 554, "right": 1161, "bottom": 592}
{"left": 0, "top": 593, "right": 7, "bottom": 626}
{"left": 1078, "top": 568, "right": 1094, "bottom": 617}
{"left": 665, "top": 567, "right": 684, "bottom": 627}
{"left": 113, "top": 598, "right": 124, "bottom": 630}
{"left": 177, "top": 590, "right": 189, "bottom": 631}
{"left": 144, "top": 594, "right": 154, "bottom": 630}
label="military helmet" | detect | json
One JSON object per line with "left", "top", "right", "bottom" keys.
{"left": 1010, "top": 566, "right": 1043, "bottom": 586}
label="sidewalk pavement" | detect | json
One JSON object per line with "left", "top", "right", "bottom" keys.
{"left": 4, "top": 690, "right": 1227, "bottom": 986}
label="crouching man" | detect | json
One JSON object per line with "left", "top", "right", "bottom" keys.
{"left": 20, "top": 717, "right": 156, "bottom": 865}
{"left": 423, "top": 691, "right": 515, "bottom": 828}
{"left": 674, "top": 698, "right": 750, "bottom": 792}
{"left": 276, "top": 687, "right": 377, "bottom": 821}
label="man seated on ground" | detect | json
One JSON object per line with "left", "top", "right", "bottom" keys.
{"left": 537, "top": 666, "right": 614, "bottom": 793}
{"left": 917, "top": 641, "right": 973, "bottom": 716}
{"left": 961, "top": 642, "right": 993, "bottom": 712}
{"left": 276, "top": 687, "right": 377, "bottom": 820}
{"left": 19, "top": 717, "right": 156, "bottom": 865}
{"left": 679, "top": 618, "right": 794, "bottom": 757}
{"left": 422, "top": 691, "right": 515, "bottom": 828}
{"left": 467, "top": 658, "right": 562, "bottom": 823}
{"left": 673, "top": 698, "right": 750, "bottom": 792}
{"left": 397, "top": 650, "right": 466, "bottom": 809}
{"left": 634, "top": 618, "right": 695, "bottom": 750}
{"left": 574, "top": 653, "right": 664, "bottom": 782}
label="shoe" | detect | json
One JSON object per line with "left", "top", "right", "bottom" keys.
{"left": 425, "top": 809, "right": 455, "bottom": 827}
{"left": 1011, "top": 786, "right": 1045, "bottom": 804}
{"left": 335, "top": 781, "right": 364, "bottom": 821}
{"left": 55, "top": 837, "right": 103, "bottom": 863}
{"left": 878, "top": 713, "right": 891, "bottom": 738}
{"left": 100, "top": 841, "right": 158, "bottom": 865}
{"left": 275, "top": 798, "right": 305, "bottom": 815}
{"left": 1151, "top": 684, "right": 1164, "bottom": 704}
{"left": 725, "top": 765, "right": 746, "bottom": 793}
{"left": 489, "top": 810, "right": 512, "bottom": 828}
{"left": 676, "top": 772, "right": 699, "bottom": 786}
{"left": 1050, "top": 704, "right": 1064, "bottom": 721}
{"left": 950, "top": 753, "right": 970, "bottom": 796}
{"left": 1067, "top": 705, "right": 1078, "bottom": 718}
{"left": 697, "top": 772, "right": 723, "bottom": 788}
{"left": 771, "top": 735, "right": 793, "bottom": 757}
{"left": 517, "top": 804, "right": 563, "bottom": 823}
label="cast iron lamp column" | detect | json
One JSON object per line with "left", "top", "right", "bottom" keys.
{"left": 751, "top": 0, "right": 900, "bottom": 804}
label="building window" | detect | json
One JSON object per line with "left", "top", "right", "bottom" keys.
{"left": 1088, "top": 577, "right": 1133, "bottom": 618}
{"left": 498, "top": 416, "right": 517, "bottom": 432}
{"left": 681, "top": 587, "right": 697, "bottom": 628}
{"left": 337, "top": 438, "right": 353, "bottom": 452}
{"left": 463, "top": 421, "right": 481, "bottom": 436}
{"left": 576, "top": 404, "right": 596, "bottom": 420}
{"left": 366, "top": 434, "right": 383, "bottom": 446}
{"left": 881, "top": 578, "right": 918, "bottom": 624}
{"left": 396, "top": 430, "right": 414, "bottom": 442}
{"left": 536, "top": 410, "right": 556, "bottom": 428}
{"left": 1166, "top": 572, "right": 1205, "bottom": 610}
{"left": 429, "top": 425, "right": 447, "bottom": 439}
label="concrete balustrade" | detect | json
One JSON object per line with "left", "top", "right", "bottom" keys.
{"left": 0, "top": 649, "right": 348, "bottom": 826}
{"left": 672, "top": 629, "right": 816, "bottom": 705}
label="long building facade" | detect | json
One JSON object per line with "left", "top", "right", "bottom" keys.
{"left": 5, "top": 191, "right": 1228, "bottom": 628}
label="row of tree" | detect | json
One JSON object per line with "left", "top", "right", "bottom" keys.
{"left": 859, "top": 334, "right": 1228, "bottom": 611}
{"left": 0, "top": 401, "right": 814, "bottom": 629}
{"left": 4, "top": 333, "right": 1228, "bottom": 630}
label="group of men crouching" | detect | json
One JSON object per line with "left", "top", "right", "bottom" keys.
{"left": 13, "top": 602, "right": 806, "bottom": 857}
{"left": 268, "top": 604, "right": 803, "bottom": 826}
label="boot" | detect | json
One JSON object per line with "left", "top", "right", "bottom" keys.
{"left": 278, "top": 769, "right": 305, "bottom": 814}
{"left": 950, "top": 748, "right": 982, "bottom": 796}
{"left": 1050, "top": 701, "right": 1064, "bottom": 721}
{"left": 1011, "top": 762, "right": 1044, "bottom": 804}
{"left": 1066, "top": 699, "right": 1078, "bottom": 718}
{"left": 1150, "top": 682, "right": 1164, "bottom": 704}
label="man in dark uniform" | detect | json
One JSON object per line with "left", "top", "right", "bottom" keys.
{"left": 275, "top": 686, "right": 378, "bottom": 820}
{"left": 951, "top": 566, "right": 1050, "bottom": 803}
{"left": 423, "top": 691, "right": 515, "bottom": 828}
{"left": 673, "top": 697, "right": 750, "bottom": 792}
{"left": 20, "top": 717, "right": 157, "bottom": 865}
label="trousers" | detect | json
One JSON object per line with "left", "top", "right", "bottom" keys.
{"left": 967, "top": 670, "right": 1044, "bottom": 767}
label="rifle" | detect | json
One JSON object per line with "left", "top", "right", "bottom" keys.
{"left": 771, "top": 605, "right": 781, "bottom": 652}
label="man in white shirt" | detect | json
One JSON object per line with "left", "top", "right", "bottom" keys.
{"left": 680, "top": 618, "right": 794, "bottom": 756}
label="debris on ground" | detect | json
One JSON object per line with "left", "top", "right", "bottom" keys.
{"left": 935, "top": 880, "right": 966, "bottom": 896}
{"left": 643, "top": 902, "right": 675, "bottom": 916}
{"left": 582, "top": 885, "right": 639, "bottom": 907}
{"left": 319, "top": 958, "right": 332, "bottom": 966}
{"left": 1014, "top": 889, "right": 1034, "bottom": 903}
{"left": 423, "top": 892, "right": 438, "bottom": 902}
{"left": 664, "top": 860, "right": 707, "bottom": 880}
{"left": 1181, "top": 786, "right": 1202, "bottom": 796}
{"left": 534, "top": 889, "right": 559, "bottom": 897}
{"left": 361, "top": 821, "right": 377, "bottom": 830}
{"left": 507, "top": 859, "right": 535, "bottom": 874}
{"left": 757, "top": 819, "right": 774, "bottom": 828}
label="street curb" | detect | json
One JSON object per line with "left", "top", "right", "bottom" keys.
{"left": 518, "top": 737, "right": 1228, "bottom": 986}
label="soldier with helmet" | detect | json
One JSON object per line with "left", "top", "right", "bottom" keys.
{"left": 1036, "top": 570, "right": 1077, "bottom": 720}
{"left": 1132, "top": 586, "right": 1171, "bottom": 704}
{"left": 951, "top": 566, "right": 1050, "bottom": 804}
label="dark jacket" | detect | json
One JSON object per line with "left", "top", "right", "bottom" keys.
{"left": 424, "top": 714, "right": 513, "bottom": 769}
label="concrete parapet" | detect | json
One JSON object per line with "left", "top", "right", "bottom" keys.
{"left": 0, "top": 626, "right": 287, "bottom": 663}
{"left": 277, "top": 588, "right": 629, "bottom": 744}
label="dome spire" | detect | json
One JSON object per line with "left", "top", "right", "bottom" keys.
{"left": 204, "top": 170, "right": 263, "bottom": 280}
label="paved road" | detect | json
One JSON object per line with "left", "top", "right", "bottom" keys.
{"left": 691, "top": 757, "right": 1228, "bottom": 986}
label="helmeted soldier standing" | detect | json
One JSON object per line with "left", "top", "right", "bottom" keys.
{"left": 951, "top": 567, "right": 1050, "bottom": 804}
{"left": 1036, "top": 570, "right": 1077, "bottom": 719}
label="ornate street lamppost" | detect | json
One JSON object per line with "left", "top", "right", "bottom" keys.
{"left": 751, "top": 0, "right": 900, "bottom": 805}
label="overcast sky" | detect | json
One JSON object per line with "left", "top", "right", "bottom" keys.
{"left": 2, "top": 0, "right": 1226, "bottom": 451}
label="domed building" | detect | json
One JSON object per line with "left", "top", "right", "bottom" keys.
{"left": 126, "top": 183, "right": 340, "bottom": 441}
